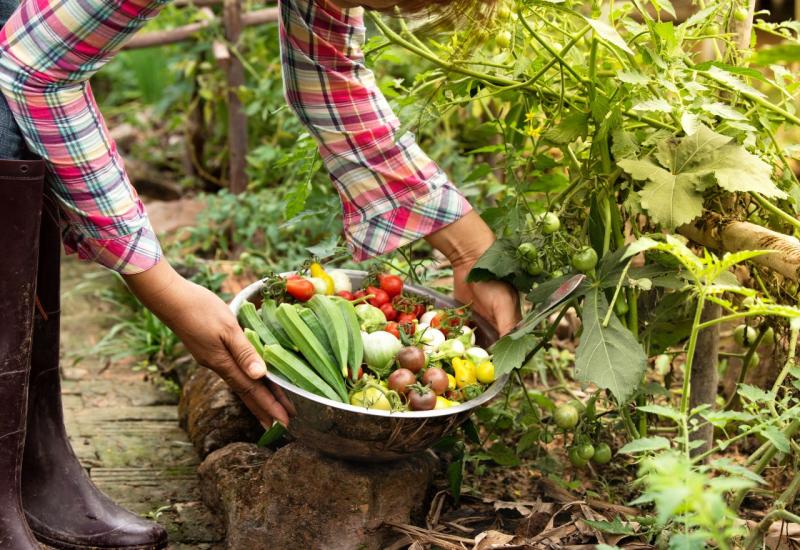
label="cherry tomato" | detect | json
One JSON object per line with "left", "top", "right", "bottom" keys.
{"left": 285, "top": 279, "right": 315, "bottom": 302}
{"left": 747, "top": 351, "right": 760, "bottom": 370}
{"left": 379, "top": 274, "right": 404, "bottom": 298}
{"left": 734, "top": 324, "right": 758, "bottom": 347}
{"left": 592, "top": 443, "right": 612, "bottom": 465}
{"left": 353, "top": 290, "right": 367, "bottom": 300}
{"left": 387, "top": 368, "right": 416, "bottom": 395}
{"left": 734, "top": 6, "right": 749, "bottom": 21}
{"left": 367, "top": 286, "right": 390, "bottom": 307}
{"left": 496, "top": 30, "right": 512, "bottom": 48}
{"left": 762, "top": 327, "right": 775, "bottom": 347}
{"left": 525, "top": 259, "right": 543, "bottom": 276}
{"left": 577, "top": 442, "right": 595, "bottom": 461}
{"left": 413, "top": 304, "right": 426, "bottom": 318}
{"left": 347, "top": 366, "right": 364, "bottom": 380}
{"left": 496, "top": 3, "right": 511, "bottom": 20}
{"left": 541, "top": 212, "right": 560, "bottom": 234}
{"left": 554, "top": 404, "right": 580, "bottom": 430}
{"left": 569, "top": 446, "right": 589, "bottom": 467}
{"left": 380, "top": 303, "right": 398, "bottom": 321}
{"left": 397, "top": 312, "right": 416, "bottom": 325}
{"left": 517, "top": 242, "right": 538, "bottom": 261}
{"left": 396, "top": 346, "right": 426, "bottom": 373}
{"left": 571, "top": 247, "right": 598, "bottom": 273}
{"left": 409, "top": 388, "right": 437, "bottom": 411}
{"left": 337, "top": 291, "right": 355, "bottom": 301}
{"left": 422, "top": 367, "right": 449, "bottom": 395}
{"left": 385, "top": 322, "right": 400, "bottom": 339}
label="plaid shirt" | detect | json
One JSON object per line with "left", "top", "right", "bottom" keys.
{"left": 0, "top": 0, "right": 470, "bottom": 273}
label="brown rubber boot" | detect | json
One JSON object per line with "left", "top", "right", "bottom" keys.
{"left": 0, "top": 159, "right": 46, "bottom": 550}
{"left": 22, "top": 199, "right": 169, "bottom": 550}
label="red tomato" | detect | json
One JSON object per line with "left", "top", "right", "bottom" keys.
{"left": 367, "top": 286, "right": 390, "bottom": 307}
{"left": 397, "top": 312, "right": 416, "bottom": 325}
{"left": 353, "top": 290, "right": 367, "bottom": 300}
{"left": 380, "top": 303, "right": 398, "bottom": 321}
{"left": 385, "top": 322, "right": 400, "bottom": 339}
{"left": 337, "top": 291, "right": 355, "bottom": 301}
{"left": 285, "top": 279, "right": 314, "bottom": 302}
{"left": 284, "top": 273, "right": 301, "bottom": 281}
{"left": 413, "top": 304, "right": 426, "bottom": 318}
{"left": 379, "top": 274, "right": 404, "bottom": 298}
{"left": 347, "top": 366, "right": 364, "bottom": 380}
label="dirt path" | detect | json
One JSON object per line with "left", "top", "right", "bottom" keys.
{"left": 58, "top": 257, "right": 224, "bottom": 549}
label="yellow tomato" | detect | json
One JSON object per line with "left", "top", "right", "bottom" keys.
{"left": 452, "top": 358, "right": 477, "bottom": 388}
{"left": 309, "top": 263, "right": 335, "bottom": 295}
{"left": 446, "top": 373, "right": 456, "bottom": 391}
{"left": 476, "top": 361, "right": 496, "bottom": 384}
{"left": 435, "top": 396, "right": 455, "bottom": 409}
{"left": 349, "top": 386, "right": 391, "bottom": 411}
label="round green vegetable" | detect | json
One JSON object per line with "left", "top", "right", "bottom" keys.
{"left": 568, "top": 446, "right": 589, "bottom": 467}
{"left": 614, "top": 297, "right": 629, "bottom": 316}
{"left": 541, "top": 212, "right": 561, "bottom": 234}
{"left": 525, "top": 259, "right": 544, "bottom": 276}
{"left": 577, "top": 442, "right": 595, "bottom": 461}
{"left": 554, "top": 404, "right": 580, "bottom": 430}
{"left": 734, "top": 6, "right": 749, "bottom": 21}
{"left": 733, "top": 324, "right": 758, "bottom": 347}
{"left": 592, "top": 443, "right": 612, "bottom": 464}
{"left": 571, "top": 247, "right": 598, "bottom": 273}
{"left": 496, "top": 30, "right": 512, "bottom": 48}
{"left": 747, "top": 351, "right": 760, "bottom": 370}
{"left": 517, "top": 242, "right": 538, "bottom": 261}
{"left": 761, "top": 327, "right": 775, "bottom": 347}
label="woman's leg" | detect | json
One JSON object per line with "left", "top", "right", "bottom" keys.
{"left": 0, "top": 159, "right": 45, "bottom": 550}
{"left": 21, "top": 199, "right": 169, "bottom": 550}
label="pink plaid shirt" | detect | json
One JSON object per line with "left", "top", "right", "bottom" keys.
{"left": 0, "top": 0, "right": 470, "bottom": 273}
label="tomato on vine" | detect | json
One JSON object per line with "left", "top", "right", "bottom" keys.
{"left": 577, "top": 442, "right": 595, "bottom": 461}
{"left": 286, "top": 279, "right": 315, "bottom": 302}
{"left": 554, "top": 404, "right": 580, "bottom": 430}
{"left": 733, "top": 324, "right": 758, "bottom": 347}
{"left": 571, "top": 247, "right": 598, "bottom": 273}
{"left": 496, "top": 30, "right": 512, "bottom": 48}
{"left": 378, "top": 274, "right": 403, "bottom": 298}
{"left": 541, "top": 212, "right": 560, "bottom": 234}
{"left": 568, "top": 446, "right": 589, "bottom": 467}
{"left": 592, "top": 443, "right": 612, "bottom": 465}
{"left": 517, "top": 242, "right": 538, "bottom": 261}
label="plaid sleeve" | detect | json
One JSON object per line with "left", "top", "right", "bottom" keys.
{"left": 279, "top": 0, "right": 471, "bottom": 261}
{"left": 0, "top": 0, "right": 169, "bottom": 274}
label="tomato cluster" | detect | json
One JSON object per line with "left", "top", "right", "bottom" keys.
{"left": 551, "top": 399, "right": 614, "bottom": 469}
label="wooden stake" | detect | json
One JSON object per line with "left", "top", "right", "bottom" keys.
{"left": 223, "top": 0, "right": 248, "bottom": 194}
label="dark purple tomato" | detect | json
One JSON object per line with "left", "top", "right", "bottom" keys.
{"left": 387, "top": 368, "right": 416, "bottom": 395}
{"left": 421, "top": 367, "right": 449, "bottom": 395}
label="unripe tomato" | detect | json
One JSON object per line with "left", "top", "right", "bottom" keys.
{"left": 568, "top": 446, "right": 589, "bottom": 467}
{"left": 571, "top": 247, "right": 598, "bottom": 273}
{"left": 734, "top": 6, "right": 749, "bottom": 21}
{"left": 541, "top": 212, "right": 560, "bottom": 234}
{"left": 496, "top": 3, "right": 512, "bottom": 20}
{"left": 550, "top": 269, "right": 564, "bottom": 279}
{"left": 476, "top": 361, "right": 496, "bottom": 384}
{"left": 614, "top": 297, "right": 629, "bottom": 316}
{"left": 592, "top": 442, "right": 612, "bottom": 464}
{"left": 747, "top": 351, "right": 760, "bottom": 370}
{"left": 733, "top": 324, "right": 758, "bottom": 347}
{"left": 525, "top": 259, "right": 544, "bottom": 276}
{"left": 762, "top": 327, "right": 775, "bottom": 347}
{"left": 517, "top": 242, "right": 538, "bottom": 261}
{"left": 553, "top": 404, "right": 580, "bottom": 430}
{"left": 577, "top": 442, "right": 595, "bottom": 460}
{"left": 496, "top": 30, "right": 512, "bottom": 48}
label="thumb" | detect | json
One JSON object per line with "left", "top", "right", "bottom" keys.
{"left": 226, "top": 327, "right": 267, "bottom": 379}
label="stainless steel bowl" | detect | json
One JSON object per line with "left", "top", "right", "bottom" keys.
{"left": 229, "top": 270, "right": 507, "bottom": 462}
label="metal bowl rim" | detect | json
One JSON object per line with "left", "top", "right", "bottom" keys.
{"left": 229, "top": 271, "right": 509, "bottom": 419}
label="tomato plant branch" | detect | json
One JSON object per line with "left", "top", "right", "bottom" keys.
{"left": 680, "top": 291, "right": 707, "bottom": 416}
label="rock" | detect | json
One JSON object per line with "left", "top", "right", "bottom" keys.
{"left": 198, "top": 442, "right": 435, "bottom": 550}
{"left": 179, "top": 368, "right": 262, "bottom": 458}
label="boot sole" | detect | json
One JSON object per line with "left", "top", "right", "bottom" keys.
{"left": 33, "top": 530, "right": 168, "bottom": 550}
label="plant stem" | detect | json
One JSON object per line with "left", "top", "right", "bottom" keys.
{"left": 681, "top": 292, "right": 707, "bottom": 415}
{"left": 751, "top": 193, "right": 800, "bottom": 231}
{"left": 742, "top": 502, "right": 800, "bottom": 549}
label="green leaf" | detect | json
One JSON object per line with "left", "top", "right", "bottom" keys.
{"left": 701, "top": 145, "right": 787, "bottom": 199}
{"left": 584, "top": 17, "right": 634, "bottom": 54}
{"left": 701, "top": 102, "right": 747, "bottom": 121}
{"left": 616, "top": 71, "right": 649, "bottom": 85}
{"left": 618, "top": 436, "right": 671, "bottom": 454}
{"left": 257, "top": 423, "right": 287, "bottom": 447}
{"left": 631, "top": 98, "right": 673, "bottom": 113}
{"left": 306, "top": 235, "right": 340, "bottom": 258}
{"left": 488, "top": 442, "right": 520, "bottom": 466}
{"left": 490, "top": 334, "right": 538, "bottom": 376}
{"left": 701, "top": 410, "right": 754, "bottom": 429}
{"left": 582, "top": 516, "right": 636, "bottom": 535}
{"left": 711, "top": 458, "right": 766, "bottom": 485}
{"left": 737, "top": 383, "right": 773, "bottom": 403}
{"left": 637, "top": 167, "right": 704, "bottom": 228}
{"left": 759, "top": 426, "right": 790, "bottom": 454}
{"left": 574, "top": 289, "right": 648, "bottom": 403}
{"left": 754, "top": 44, "right": 800, "bottom": 66}
{"left": 543, "top": 111, "right": 589, "bottom": 144}
{"left": 673, "top": 124, "right": 732, "bottom": 173}
{"left": 467, "top": 239, "right": 519, "bottom": 282}
{"left": 703, "top": 65, "right": 767, "bottom": 100}
{"left": 284, "top": 180, "right": 312, "bottom": 219}
{"left": 447, "top": 459, "right": 464, "bottom": 504}
{"left": 638, "top": 404, "right": 684, "bottom": 423}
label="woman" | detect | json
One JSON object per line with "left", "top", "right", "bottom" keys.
{"left": 0, "top": 0, "right": 519, "bottom": 547}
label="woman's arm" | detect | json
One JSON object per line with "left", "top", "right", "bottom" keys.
{"left": 0, "top": 0, "right": 289, "bottom": 424}
{"left": 279, "top": 0, "right": 519, "bottom": 332}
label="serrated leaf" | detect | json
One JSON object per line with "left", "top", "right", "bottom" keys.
{"left": 673, "top": 125, "right": 732, "bottom": 173}
{"left": 618, "top": 436, "right": 671, "bottom": 454}
{"left": 490, "top": 334, "right": 538, "bottom": 376}
{"left": 702, "top": 145, "right": 787, "bottom": 199}
{"left": 584, "top": 17, "right": 634, "bottom": 54}
{"left": 737, "top": 383, "right": 773, "bottom": 403}
{"left": 701, "top": 102, "right": 747, "bottom": 121}
{"left": 467, "top": 239, "right": 519, "bottom": 282}
{"left": 543, "top": 111, "right": 589, "bottom": 144}
{"left": 638, "top": 404, "right": 683, "bottom": 422}
{"left": 632, "top": 98, "right": 673, "bottom": 113}
{"left": 488, "top": 443, "right": 520, "bottom": 466}
{"left": 760, "top": 426, "right": 790, "bottom": 454}
{"left": 617, "top": 71, "right": 649, "bottom": 85}
{"left": 701, "top": 410, "right": 753, "bottom": 429}
{"left": 639, "top": 172, "right": 704, "bottom": 228}
{"left": 284, "top": 179, "right": 311, "bottom": 219}
{"left": 704, "top": 65, "right": 767, "bottom": 100}
{"left": 711, "top": 458, "right": 766, "bottom": 484}
{"left": 574, "top": 289, "right": 647, "bottom": 403}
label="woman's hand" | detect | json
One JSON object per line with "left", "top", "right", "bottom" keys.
{"left": 426, "top": 211, "right": 521, "bottom": 336}
{"left": 123, "top": 261, "right": 292, "bottom": 427}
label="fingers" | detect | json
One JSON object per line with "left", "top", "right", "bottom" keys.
{"left": 227, "top": 324, "right": 267, "bottom": 379}
{"left": 267, "top": 379, "right": 297, "bottom": 417}
{"left": 217, "top": 363, "right": 291, "bottom": 427}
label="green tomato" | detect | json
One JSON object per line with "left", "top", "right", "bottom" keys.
{"left": 568, "top": 399, "right": 586, "bottom": 414}
{"left": 614, "top": 297, "right": 629, "bottom": 316}
{"left": 550, "top": 269, "right": 564, "bottom": 279}
{"left": 541, "top": 212, "right": 561, "bottom": 235}
{"left": 734, "top": 6, "right": 749, "bottom": 21}
{"left": 742, "top": 296, "right": 757, "bottom": 309}
{"left": 706, "top": 23, "right": 721, "bottom": 34}
{"left": 540, "top": 431, "right": 554, "bottom": 443}
{"left": 787, "top": 281, "right": 799, "bottom": 296}
{"left": 496, "top": 4, "right": 512, "bottom": 20}
{"left": 517, "top": 242, "right": 538, "bottom": 261}
{"left": 761, "top": 327, "right": 775, "bottom": 347}
{"left": 747, "top": 351, "right": 760, "bottom": 370}
{"left": 568, "top": 446, "right": 589, "bottom": 467}
{"left": 554, "top": 404, "right": 580, "bottom": 430}
{"left": 496, "top": 30, "right": 512, "bottom": 48}
{"left": 571, "top": 247, "right": 598, "bottom": 273}
{"left": 525, "top": 259, "right": 544, "bottom": 276}
{"left": 733, "top": 324, "right": 758, "bottom": 347}
{"left": 591, "top": 442, "right": 612, "bottom": 465}
{"left": 577, "top": 442, "right": 595, "bottom": 460}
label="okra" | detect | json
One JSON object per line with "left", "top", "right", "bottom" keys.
{"left": 243, "top": 328, "right": 265, "bottom": 358}
{"left": 336, "top": 297, "right": 363, "bottom": 382}
{"left": 308, "top": 295, "right": 349, "bottom": 378}
{"left": 297, "top": 307, "right": 337, "bottom": 366}
{"left": 275, "top": 303, "right": 348, "bottom": 401}
{"left": 260, "top": 298, "right": 296, "bottom": 350}
{"left": 238, "top": 301, "right": 279, "bottom": 346}
{"left": 262, "top": 344, "right": 342, "bottom": 402}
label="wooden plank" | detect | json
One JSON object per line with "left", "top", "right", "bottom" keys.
{"left": 123, "top": 7, "right": 278, "bottom": 50}
{"left": 224, "top": 0, "right": 248, "bottom": 194}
